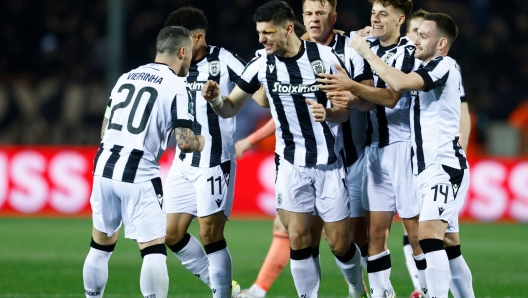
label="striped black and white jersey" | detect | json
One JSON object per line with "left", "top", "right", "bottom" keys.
{"left": 238, "top": 40, "right": 346, "bottom": 166}
{"left": 411, "top": 56, "right": 468, "bottom": 174}
{"left": 180, "top": 46, "right": 246, "bottom": 168}
{"left": 363, "top": 35, "right": 422, "bottom": 148}
{"left": 94, "top": 62, "right": 194, "bottom": 183}
{"left": 330, "top": 33, "right": 373, "bottom": 167}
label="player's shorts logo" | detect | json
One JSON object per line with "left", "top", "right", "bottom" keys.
{"left": 209, "top": 60, "right": 220, "bottom": 77}
{"left": 277, "top": 193, "right": 282, "bottom": 206}
{"left": 311, "top": 60, "right": 325, "bottom": 75}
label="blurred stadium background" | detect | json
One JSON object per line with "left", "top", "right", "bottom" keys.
{"left": 0, "top": 0, "right": 527, "bottom": 297}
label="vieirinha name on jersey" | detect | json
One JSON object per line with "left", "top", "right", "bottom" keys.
{"left": 127, "top": 72, "right": 163, "bottom": 84}
{"left": 270, "top": 82, "right": 322, "bottom": 95}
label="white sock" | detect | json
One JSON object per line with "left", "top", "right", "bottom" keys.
{"left": 83, "top": 247, "right": 112, "bottom": 298}
{"left": 248, "top": 284, "right": 267, "bottom": 297}
{"left": 446, "top": 248, "right": 474, "bottom": 298}
{"left": 140, "top": 253, "right": 169, "bottom": 298}
{"left": 335, "top": 243, "right": 364, "bottom": 297}
{"left": 205, "top": 241, "right": 232, "bottom": 298}
{"left": 290, "top": 248, "right": 319, "bottom": 298}
{"left": 367, "top": 250, "right": 391, "bottom": 298}
{"left": 171, "top": 234, "right": 211, "bottom": 287}
{"left": 421, "top": 239, "right": 450, "bottom": 298}
{"left": 413, "top": 253, "right": 429, "bottom": 297}
{"left": 312, "top": 247, "right": 322, "bottom": 281}
{"left": 403, "top": 236, "right": 421, "bottom": 291}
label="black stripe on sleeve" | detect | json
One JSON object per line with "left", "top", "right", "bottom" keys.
{"left": 102, "top": 145, "right": 123, "bottom": 179}
{"left": 266, "top": 54, "right": 296, "bottom": 164}
{"left": 400, "top": 45, "right": 417, "bottom": 74}
{"left": 452, "top": 137, "right": 468, "bottom": 169}
{"left": 122, "top": 149, "right": 144, "bottom": 183}
{"left": 415, "top": 57, "right": 445, "bottom": 92}
{"left": 173, "top": 120, "right": 193, "bottom": 129}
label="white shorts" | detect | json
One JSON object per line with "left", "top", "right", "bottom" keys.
{"left": 164, "top": 158, "right": 236, "bottom": 219}
{"left": 362, "top": 142, "right": 421, "bottom": 218}
{"left": 415, "top": 164, "right": 470, "bottom": 233}
{"left": 275, "top": 154, "right": 349, "bottom": 223}
{"left": 347, "top": 154, "right": 366, "bottom": 218}
{"left": 90, "top": 176, "right": 166, "bottom": 243}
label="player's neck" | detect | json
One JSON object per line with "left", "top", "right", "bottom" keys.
{"left": 193, "top": 44, "right": 209, "bottom": 62}
{"left": 154, "top": 55, "right": 180, "bottom": 74}
{"left": 279, "top": 35, "right": 302, "bottom": 58}
{"left": 378, "top": 31, "right": 400, "bottom": 47}
{"left": 310, "top": 31, "right": 334, "bottom": 46}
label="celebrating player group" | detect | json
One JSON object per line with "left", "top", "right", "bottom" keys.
{"left": 82, "top": 1, "right": 474, "bottom": 298}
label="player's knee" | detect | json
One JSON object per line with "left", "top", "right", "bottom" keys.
{"left": 140, "top": 243, "right": 167, "bottom": 259}
{"left": 199, "top": 226, "right": 224, "bottom": 245}
{"left": 165, "top": 230, "right": 186, "bottom": 247}
{"left": 90, "top": 237, "right": 117, "bottom": 252}
{"left": 328, "top": 239, "right": 350, "bottom": 256}
{"left": 166, "top": 232, "right": 190, "bottom": 253}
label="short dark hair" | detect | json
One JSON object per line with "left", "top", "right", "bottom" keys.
{"left": 164, "top": 6, "right": 207, "bottom": 32}
{"left": 253, "top": 1, "right": 295, "bottom": 26}
{"left": 156, "top": 26, "right": 191, "bottom": 54}
{"left": 302, "top": 0, "right": 337, "bottom": 12}
{"left": 424, "top": 13, "right": 458, "bottom": 45}
{"left": 407, "top": 9, "right": 428, "bottom": 23}
{"left": 368, "top": 0, "right": 413, "bottom": 17}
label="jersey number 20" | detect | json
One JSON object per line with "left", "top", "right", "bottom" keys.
{"left": 108, "top": 83, "right": 158, "bottom": 134}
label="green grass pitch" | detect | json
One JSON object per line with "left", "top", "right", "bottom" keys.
{"left": 0, "top": 218, "right": 526, "bottom": 297}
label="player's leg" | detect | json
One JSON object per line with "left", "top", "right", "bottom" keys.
{"left": 83, "top": 176, "right": 121, "bottom": 298}
{"left": 275, "top": 156, "right": 320, "bottom": 297}
{"left": 444, "top": 229, "right": 474, "bottom": 297}
{"left": 129, "top": 178, "right": 169, "bottom": 298}
{"left": 239, "top": 215, "right": 289, "bottom": 298}
{"left": 195, "top": 160, "right": 237, "bottom": 298}
{"left": 164, "top": 159, "right": 211, "bottom": 287}
{"left": 310, "top": 215, "right": 324, "bottom": 280}
{"left": 362, "top": 147, "right": 396, "bottom": 298}
{"left": 418, "top": 165, "right": 469, "bottom": 298}
{"left": 401, "top": 223, "right": 422, "bottom": 296}
{"left": 279, "top": 209, "right": 318, "bottom": 297}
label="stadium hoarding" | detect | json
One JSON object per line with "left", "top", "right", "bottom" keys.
{"left": 0, "top": 146, "right": 526, "bottom": 222}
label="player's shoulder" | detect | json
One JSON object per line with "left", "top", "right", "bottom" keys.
{"left": 395, "top": 36, "right": 417, "bottom": 55}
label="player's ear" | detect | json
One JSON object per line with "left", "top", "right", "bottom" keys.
{"left": 178, "top": 46, "right": 186, "bottom": 60}
{"left": 195, "top": 32, "right": 204, "bottom": 45}
{"left": 438, "top": 37, "right": 448, "bottom": 50}
{"left": 398, "top": 14, "right": 406, "bottom": 26}
{"left": 285, "top": 23, "right": 294, "bottom": 36}
{"left": 331, "top": 12, "right": 338, "bottom": 25}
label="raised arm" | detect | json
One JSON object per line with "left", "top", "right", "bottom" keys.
{"left": 201, "top": 81, "right": 253, "bottom": 118}
{"left": 348, "top": 34, "right": 425, "bottom": 93}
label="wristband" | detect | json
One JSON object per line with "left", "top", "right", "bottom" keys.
{"left": 209, "top": 96, "right": 223, "bottom": 108}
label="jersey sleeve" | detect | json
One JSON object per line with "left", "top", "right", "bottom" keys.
{"left": 414, "top": 57, "right": 450, "bottom": 92}
{"left": 171, "top": 87, "right": 194, "bottom": 129}
{"left": 348, "top": 49, "right": 373, "bottom": 82}
{"left": 225, "top": 49, "right": 247, "bottom": 83}
{"left": 236, "top": 56, "right": 262, "bottom": 94}
{"left": 393, "top": 44, "right": 421, "bottom": 74}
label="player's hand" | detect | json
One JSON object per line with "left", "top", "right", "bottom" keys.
{"left": 316, "top": 63, "right": 353, "bottom": 92}
{"left": 328, "top": 91, "right": 359, "bottom": 110}
{"left": 235, "top": 138, "right": 252, "bottom": 159}
{"left": 201, "top": 80, "right": 220, "bottom": 102}
{"left": 357, "top": 26, "right": 372, "bottom": 37}
{"left": 306, "top": 99, "right": 326, "bottom": 122}
{"left": 195, "top": 135, "right": 205, "bottom": 152}
{"left": 348, "top": 34, "right": 371, "bottom": 58}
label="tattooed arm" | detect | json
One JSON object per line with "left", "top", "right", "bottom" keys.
{"left": 100, "top": 117, "right": 109, "bottom": 139}
{"left": 175, "top": 127, "right": 205, "bottom": 153}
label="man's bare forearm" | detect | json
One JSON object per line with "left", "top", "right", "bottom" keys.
{"left": 175, "top": 127, "right": 202, "bottom": 153}
{"left": 325, "top": 107, "right": 349, "bottom": 123}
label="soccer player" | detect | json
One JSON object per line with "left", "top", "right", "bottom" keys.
{"left": 238, "top": 1, "right": 372, "bottom": 297}
{"left": 201, "top": 1, "right": 361, "bottom": 296}
{"left": 83, "top": 26, "right": 203, "bottom": 298}
{"left": 162, "top": 7, "right": 247, "bottom": 298}
{"left": 402, "top": 9, "right": 473, "bottom": 298}
{"left": 346, "top": 12, "right": 474, "bottom": 298}
{"left": 319, "top": 1, "right": 423, "bottom": 297}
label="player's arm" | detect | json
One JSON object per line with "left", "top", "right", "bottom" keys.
{"left": 235, "top": 118, "right": 275, "bottom": 158}
{"left": 174, "top": 126, "right": 204, "bottom": 153}
{"left": 101, "top": 98, "right": 112, "bottom": 139}
{"left": 325, "top": 105, "right": 350, "bottom": 122}
{"left": 172, "top": 90, "right": 204, "bottom": 153}
{"left": 202, "top": 82, "right": 253, "bottom": 118}
{"left": 459, "top": 101, "right": 471, "bottom": 151}
{"left": 252, "top": 86, "right": 270, "bottom": 108}
{"left": 348, "top": 34, "right": 425, "bottom": 93}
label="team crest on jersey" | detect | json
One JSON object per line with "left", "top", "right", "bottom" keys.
{"left": 337, "top": 54, "right": 345, "bottom": 62}
{"left": 209, "top": 60, "right": 220, "bottom": 76}
{"left": 311, "top": 60, "right": 325, "bottom": 75}
{"left": 381, "top": 52, "right": 395, "bottom": 64}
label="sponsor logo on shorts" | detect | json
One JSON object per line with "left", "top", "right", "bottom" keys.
{"left": 157, "top": 194, "right": 163, "bottom": 209}
{"left": 438, "top": 207, "right": 445, "bottom": 216}
{"left": 277, "top": 193, "right": 282, "bottom": 205}
{"left": 452, "top": 184, "right": 459, "bottom": 198}
{"left": 215, "top": 198, "right": 222, "bottom": 207}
